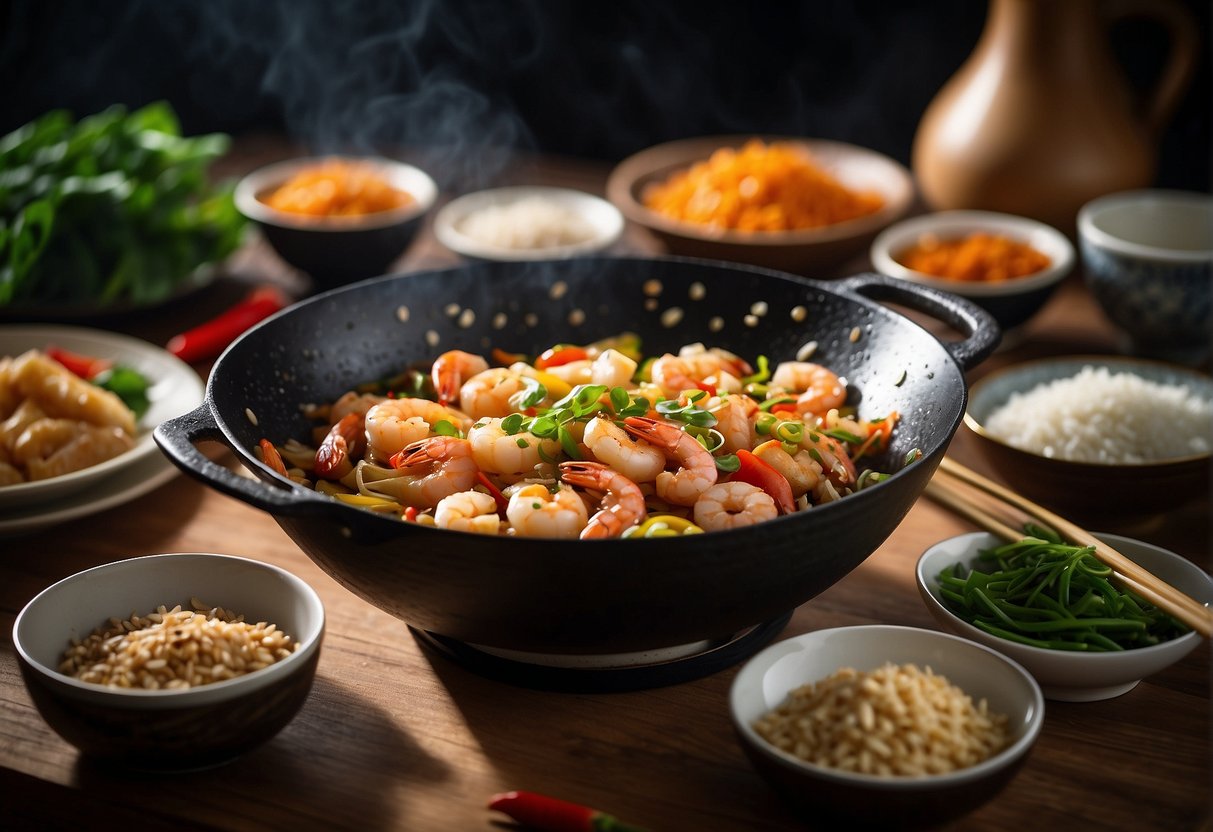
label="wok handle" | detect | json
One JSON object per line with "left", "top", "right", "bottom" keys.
{"left": 835, "top": 272, "right": 1000, "bottom": 371}
{"left": 153, "top": 403, "right": 338, "bottom": 517}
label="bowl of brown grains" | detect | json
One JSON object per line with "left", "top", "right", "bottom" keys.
{"left": 13, "top": 552, "right": 325, "bottom": 770}
{"left": 729, "top": 625, "right": 1043, "bottom": 829}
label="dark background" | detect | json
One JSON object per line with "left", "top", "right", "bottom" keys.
{"left": 2, "top": 0, "right": 1209, "bottom": 192}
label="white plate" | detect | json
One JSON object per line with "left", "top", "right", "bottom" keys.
{"left": 0, "top": 325, "right": 203, "bottom": 509}
{"left": 0, "top": 450, "right": 179, "bottom": 537}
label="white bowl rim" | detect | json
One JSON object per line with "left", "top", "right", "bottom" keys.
{"left": 729, "top": 624, "right": 1044, "bottom": 790}
{"left": 1077, "top": 188, "right": 1213, "bottom": 264}
{"left": 234, "top": 155, "right": 438, "bottom": 232}
{"left": 433, "top": 185, "right": 625, "bottom": 261}
{"left": 915, "top": 531, "right": 1208, "bottom": 667}
{"left": 963, "top": 354, "right": 1213, "bottom": 468}
{"left": 869, "top": 210, "right": 1075, "bottom": 297}
{"left": 13, "top": 552, "right": 325, "bottom": 704}
{"left": 607, "top": 135, "right": 915, "bottom": 247}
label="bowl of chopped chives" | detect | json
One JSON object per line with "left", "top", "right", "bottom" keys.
{"left": 916, "top": 531, "right": 1213, "bottom": 701}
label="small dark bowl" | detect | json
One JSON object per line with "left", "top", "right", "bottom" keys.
{"left": 870, "top": 210, "right": 1074, "bottom": 338}
{"left": 730, "top": 625, "right": 1043, "bottom": 829}
{"left": 13, "top": 553, "right": 325, "bottom": 771}
{"left": 965, "top": 356, "right": 1212, "bottom": 518}
{"left": 235, "top": 156, "right": 437, "bottom": 291}
{"left": 606, "top": 135, "right": 914, "bottom": 277}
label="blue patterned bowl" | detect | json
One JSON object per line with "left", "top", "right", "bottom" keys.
{"left": 1078, "top": 190, "right": 1212, "bottom": 366}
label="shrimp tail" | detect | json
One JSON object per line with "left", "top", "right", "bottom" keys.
{"left": 315, "top": 412, "right": 365, "bottom": 479}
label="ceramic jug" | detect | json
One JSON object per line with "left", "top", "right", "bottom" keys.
{"left": 912, "top": 0, "right": 1198, "bottom": 233}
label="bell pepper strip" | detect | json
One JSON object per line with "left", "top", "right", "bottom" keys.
{"left": 45, "top": 345, "right": 112, "bottom": 380}
{"left": 534, "top": 345, "right": 588, "bottom": 370}
{"left": 475, "top": 471, "right": 509, "bottom": 514}
{"left": 487, "top": 791, "right": 650, "bottom": 832}
{"left": 852, "top": 410, "right": 900, "bottom": 461}
{"left": 731, "top": 448, "right": 796, "bottom": 514}
{"left": 166, "top": 286, "right": 287, "bottom": 364}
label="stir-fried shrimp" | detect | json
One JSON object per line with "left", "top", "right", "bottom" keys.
{"left": 752, "top": 439, "right": 822, "bottom": 497}
{"left": 258, "top": 438, "right": 289, "bottom": 477}
{"left": 389, "top": 436, "right": 479, "bottom": 508}
{"left": 435, "top": 490, "right": 501, "bottom": 535}
{"left": 622, "top": 416, "right": 718, "bottom": 506}
{"left": 506, "top": 483, "right": 589, "bottom": 539}
{"left": 693, "top": 481, "right": 778, "bottom": 531}
{"left": 364, "top": 397, "right": 470, "bottom": 461}
{"left": 582, "top": 416, "right": 664, "bottom": 483}
{"left": 315, "top": 412, "right": 365, "bottom": 480}
{"left": 712, "top": 393, "right": 759, "bottom": 454}
{"left": 459, "top": 367, "right": 536, "bottom": 420}
{"left": 559, "top": 460, "right": 647, "bottom": 539}
{"left": 650, "top": 344, "right": 750, "bottom": 397}
{"left": 329, "top": 391, "right": 386, "bottom": 423}
{"left": 771, "top": 360, "right": 847, "bottom": 417}
{"left": 468, "top": 417, "right": 561, "bottom": 476}
{"left": 803, "top": 427, "right": 857, "bottom": 488}
{"left": 10, "top": 350, "right": 135, "bottom": 435}
{"left": 432, "top": 350, "right": 489, "bottom": 406}
{"left": 24, "top": 424, "right": 135, "bottom": 481}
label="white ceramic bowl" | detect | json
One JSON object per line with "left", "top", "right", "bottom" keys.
{"left": 433, "top": 186, "right": 624, "bottom": 262}
{"left": 917, "top": 532, "right": 1212, "bottom": 702}
{"left": 14, "top": 553, "right": 325, "bottom": 769}
{"left": 870, "top": 210, "right": 1074, "bottom": 335}
{"left": 0, "top": 325, "right": 203, "bottom": 510}
{"left": 730, "top": 625, "right": 1043, "bottom": 828}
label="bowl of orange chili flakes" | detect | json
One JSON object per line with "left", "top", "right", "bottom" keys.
{"left": 607, "top": 136, "right": 914, "bottom": 277}
{"left": 870, "top": 210, "right": 1075, "bottom": 337}
{"left": 235, "top": 155, "right": 438, "bottom": 291}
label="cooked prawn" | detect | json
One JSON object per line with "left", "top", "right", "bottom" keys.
{"left": 315, "top": 412, "right": 365, "bottom": 480}
{"left": 693, "top": 481, "right": 778, "bottom": 531}
{"left": 468, "top": 417, "right": 560, "bottom": 476}
{"left": 582, "top": 416, "right": 664, "bottom": 483}
{"left": 711, "top": 393, "right": 759, "bottom": 454}
{"left": 329, "top": 391, "right": 386, "bottom": 423}
{"left": 770, "top": 361, "right": 847, "bottom": 417}
{"left": 558, "top": 459, "right": 647, "bottom": 539}
{"left": 649, "top": 344, "right": 750, "bottom": 397}
{"left": 752, "top": 439, "right": 822, "bottom": 497}
{"left": 388, "top": 435, "right": 480, "bottom": 508}
{"left": 505, "top": 482, "right": 589, "bottom": 539}
{"left": 435, "top": 490, "right": 501, "bottom": 535}
{"left": 803, "top": 427, "right": 857, "bottom": 488}
{"left": 622, "top": 415, "right": 717, "bottom": 506}
{"left": 364, "top": 397, "right": 471, "bottom": 461}
{"left": 459, "top": 367, "right": 536, "bottom": 420}
{"left": 258, "top": 438, "right": 289, "bottom": 477}
{"left": 10, "top": 350, "right": 135, "bottom": 435}
{"left": 432, "top": 350, "right": 489, "bottom": 406}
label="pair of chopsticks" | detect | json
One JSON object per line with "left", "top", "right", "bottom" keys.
{"left": 925, "top": 456, "right": 1213, "bottom": 638}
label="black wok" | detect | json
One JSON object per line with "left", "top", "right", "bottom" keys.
{"left": 155, "top": 257, "right": 998, "bottom": 654}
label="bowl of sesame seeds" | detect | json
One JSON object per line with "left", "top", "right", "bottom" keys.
{"left": 13, "top": 552, "right": 325, "bottom": 770}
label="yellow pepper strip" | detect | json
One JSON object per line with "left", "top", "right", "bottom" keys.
{"left": 333, "top": 493, "right": 402, "bottom": 510}
{"left": 625, "top": 514, "right": 705, "bottom": 538}
{"left": 529, "top": 369, "right": 572, "bottom": 399}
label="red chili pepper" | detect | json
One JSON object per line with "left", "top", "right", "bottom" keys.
{"left": 488, "top": 791, "right": 649, "bottom": 832}
{"left": 492, "top": 347, "right": 529, "bottom": 366}
{"left": 769, "top": 402, "right": 799, "bottom": 415}
{"left": 403, "top": 506, "right": 418, "bottom": 522}
{"left": 166, "top": 287, "right": 287, "bottom": 364}
{"left": 732, "top": 448, "right": 796, "bottom": 514}
{"left": 534, "top": 345, "right": 587, "bottom": 370}
{"left": 476, "top": 471, "right": 509, "bottom": 514}
{"left": 692, "top": 380, "right": 717, "bottom": 397}
{"left": 45, "top": 346, "right": 112, "bottom": 380}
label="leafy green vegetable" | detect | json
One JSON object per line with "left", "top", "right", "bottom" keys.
{"left": 0, "top": 101, "right": 246, "bottom": 306}
{"left": 93, "top": 366, "right": 151, "bottom": 420}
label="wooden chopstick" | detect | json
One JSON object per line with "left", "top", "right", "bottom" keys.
{"left": 927, "top": 457, "right": 1213, "bottom": 638}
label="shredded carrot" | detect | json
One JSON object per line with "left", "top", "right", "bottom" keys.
{"left": 263, "top": 159, "right": 414, "bottom": 217}
{"left": 896, "top": 232, "right": 1050, "bottom": 282}
{"left": 642, "top": 139, "right": 884, "bottom": 233}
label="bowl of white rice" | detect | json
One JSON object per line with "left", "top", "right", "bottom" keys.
{"left": 965, "top": 356, "right": 1213, "bottom": 515}
{"left": 434, "top": 186, "right": 624, "bottom": 262}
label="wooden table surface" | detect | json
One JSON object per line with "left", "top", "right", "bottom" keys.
{"left": 2, "top": 138, "right": 1209, "bottom": 832}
